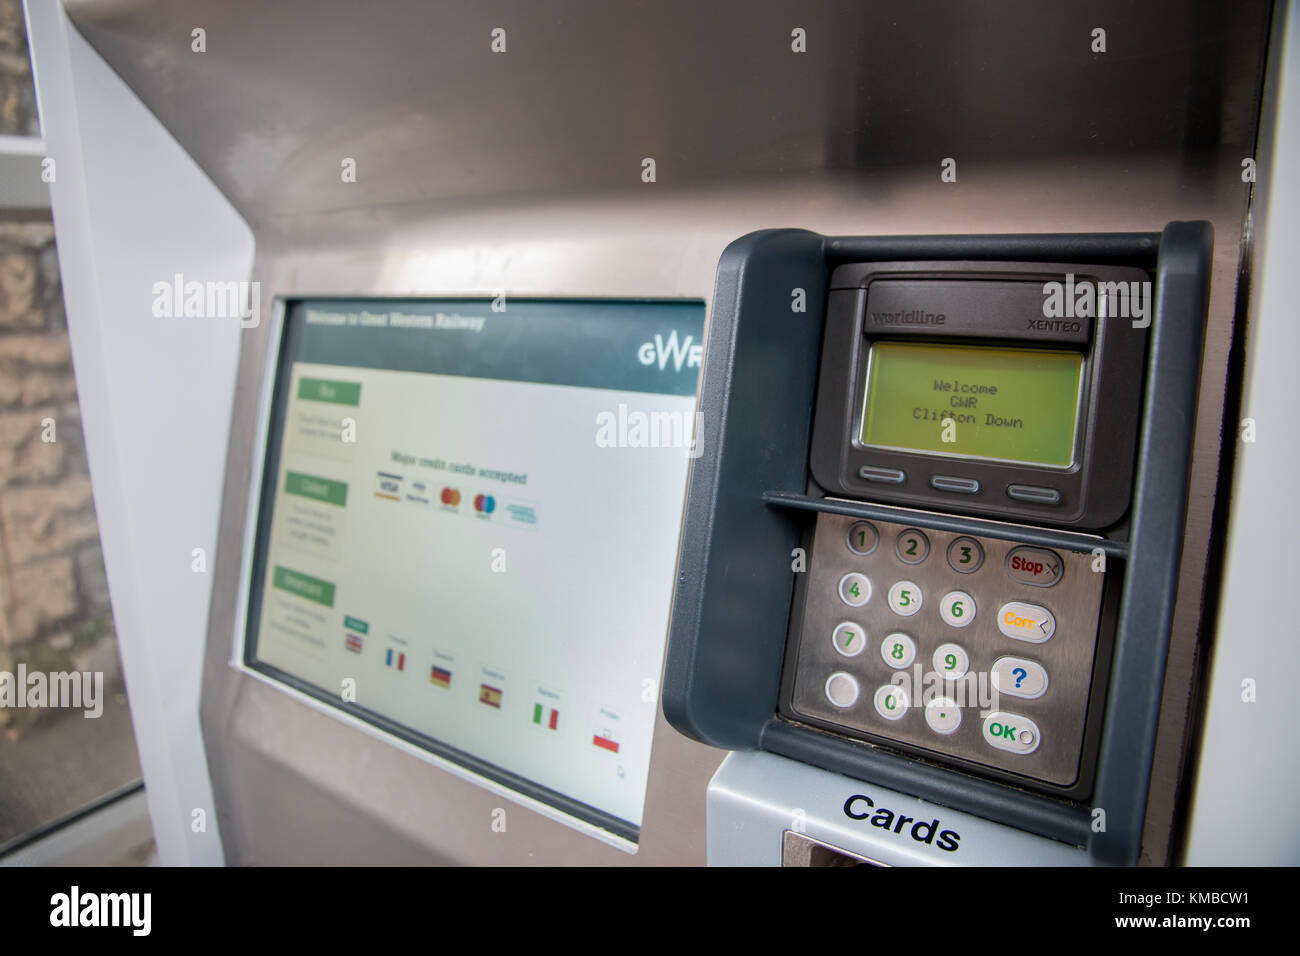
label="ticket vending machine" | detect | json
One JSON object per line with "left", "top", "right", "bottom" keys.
{"left": 24, "top": 0, "right": 1295, "bottom": 867}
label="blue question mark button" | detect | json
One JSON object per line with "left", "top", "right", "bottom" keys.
{"left": 992, "top": 657, "right": 1048, "bottom": 700}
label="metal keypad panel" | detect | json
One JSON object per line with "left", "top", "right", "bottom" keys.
{"left": 786, "top": 513, "right": 1106, "bottom": 787}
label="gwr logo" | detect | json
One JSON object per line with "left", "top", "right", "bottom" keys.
{"left": 638, "top": 331, "right": 702, "bottom": 372}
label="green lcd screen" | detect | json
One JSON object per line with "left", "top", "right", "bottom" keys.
{"left": 859, "top": 342, "right": 1084, "bottom": 467}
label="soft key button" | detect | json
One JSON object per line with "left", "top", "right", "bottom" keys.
{"left": 997, "top": 601, "right": 1056, "bottom": 643}
{"left": 982, "top": 712, "right": 1041, "bottom": 755}
{"left": 991, "top": 657, "right": 1049, "bottom": 699}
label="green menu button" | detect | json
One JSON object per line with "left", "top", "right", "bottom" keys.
{"left": 272, "top": 566, "right": 336, "bottom": 608}
{"left": 284, "top": 471, "right": 348, "bottom": 507}
{"left": 297, "top": 377, "right": 361, "bottom": 406}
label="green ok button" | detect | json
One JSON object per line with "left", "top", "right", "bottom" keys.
{"left": 982, "top": 711, "right": 1041, "bottom": 755}
{"left": 297, "top": 377, "right": 361, "bottom": 406}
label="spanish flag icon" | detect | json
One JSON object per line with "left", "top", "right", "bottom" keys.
{"left": 478, "top": 683, "right": 503, "bottom": 708}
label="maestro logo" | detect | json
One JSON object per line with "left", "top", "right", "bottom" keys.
{"left": 638, "top": 330, "right": 702, "bottom": 372}
{"left": 843, "top": 794, "right": 961, "bottom": 852}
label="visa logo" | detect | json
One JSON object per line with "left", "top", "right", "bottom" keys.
{"left": 638, "top": 331, "right": 702, "bottom": 372}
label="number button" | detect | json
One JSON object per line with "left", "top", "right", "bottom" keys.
{"left": 924, "top": 697, "right": 962, "bottom": 735}
{"left": 887, "top": 580, "right": 923, "bottom": 616}
{"left": 932, "top": 642, "right": 969, "bottom": 679}
{"left": 879, "top": 632, "right": 916, "bottom": 669}
{"left": 873, "top": 684, "right": 909, "bottom": 721}
{"left": 846, "top": 521, "right": 879, "bottom": 555}
{"left": 946, "top": 536, "right": 984, "bottom": 574}
{"left": 838, "top": 572, "right": 872, "bottom": 607}
{"left": 895, "top": 529, "right": 930, "bottom": 565}
{"left": 939, "top": 590, "right": 976, "bottom": 627}
{"left": 825, "top": 672, "right": 861, "bottom": 708}
{"left": 832, "top": 622, "right": 867, "bottom": 657}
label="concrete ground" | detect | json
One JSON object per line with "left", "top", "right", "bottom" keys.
{"left": 0, "top": 688, "right": 143, "bottom": 847}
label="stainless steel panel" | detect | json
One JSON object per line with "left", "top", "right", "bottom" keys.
{"left": 64, "top": 0, "right": 1270, "bottom": 232}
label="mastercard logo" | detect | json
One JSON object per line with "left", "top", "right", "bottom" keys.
{"left": 440, "top": 487, "right": 461, "bottom": 506}
{"left": 474, "top": 494, "right": 496, "bottom": 514}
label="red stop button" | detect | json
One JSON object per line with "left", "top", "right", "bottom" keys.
{"left": 1005, "top": 546, "right": 1063, "bottom": 587}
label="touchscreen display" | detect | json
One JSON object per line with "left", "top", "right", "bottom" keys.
{"left": 244, "top": 299, "right": 704, "bottom": 842}
{"left": 859, "top": 342, "right": 1083, "bottom": 467}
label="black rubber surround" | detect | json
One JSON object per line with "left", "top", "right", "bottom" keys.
{"left": 661, "top": 226, "right": 1213, "bottom": 864}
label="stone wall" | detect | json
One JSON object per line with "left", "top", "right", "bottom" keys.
{"left": 0, "top": 0, "right": 39, "bottom": 137}
{"left": 0, "top": 1, "right": 120, "bottom": 736}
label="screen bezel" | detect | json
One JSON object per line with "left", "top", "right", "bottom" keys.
{"left": 856, "top": 340, "right": 1088, "bottom": 470}
{"left": 235, "top": 296, "right": 704, "bottom": 848}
